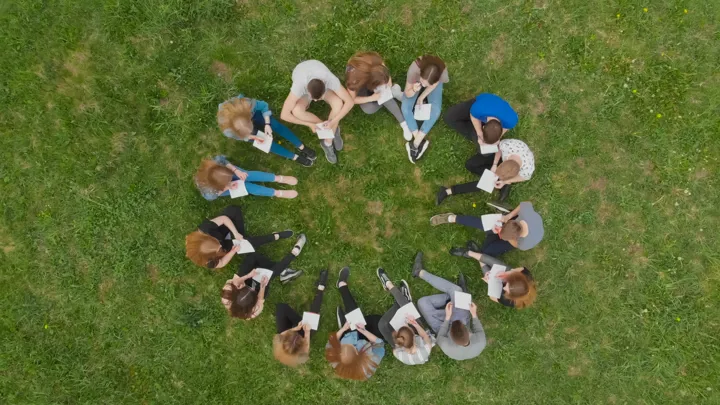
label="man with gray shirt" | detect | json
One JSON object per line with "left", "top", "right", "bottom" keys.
{"left": 436, "top": 301, "right": 486, "bottom": 361}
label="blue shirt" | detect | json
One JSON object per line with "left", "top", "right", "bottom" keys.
{"left": 469, "top": 93, "right": 518, "bottom": 129}
{"left": 218, "top": 94, "right": 271, "bottom": 140}
{"left": 326, "top": 331, "right": 385, "bottom": 380}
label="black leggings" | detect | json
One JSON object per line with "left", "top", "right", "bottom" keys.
{"left": 237, "top": 252, "right": 296, "bottom": 298}
{"left": 337, "top": 285, "right": 382, "bottom": 338}
{"left": 444, "top": 98, "right": 478, "bottom": 142}
{"left": 222, "top": 206, "right": 280, "bottom": 248}
{"left": 275, "top": 287, "right": 324, "bottom": 337}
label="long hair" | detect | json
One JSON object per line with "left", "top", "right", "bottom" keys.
{"left": 220, "top": 284, "right": 258, "bottom": 319}
{"left": 416, "top": 55, "right": 446, "bottom": 85}
{"left": 185, "top": 230, "right": 225, "bottom": 268}
{"left": 195, "top": 159, "right": 234, "bottom": 192}
{"left": 325, "top": 333, "right": 378, "bottom": 381}
{"left": 505, "top": 270, "right": 537, "bottom": 309}
{"left": 217, "top": 98, "right": 254, "bottom": 138}
{"left": 273, "top": 332, "right": 309, "bottom": 367}
{"left": 393, "top": 326, "right": 415, "bottom": 349}
{"left": 345, "top": 51, "right": 389, "bottom": 91}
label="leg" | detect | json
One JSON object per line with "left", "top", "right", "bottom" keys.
{"left": 481, "top": 231, "right": 515, "bottom": 257}
{"left": 382, "top": 99, "right": 405, "bottom": 124}
{"left": 309, "top": 288, "right": 324, "bottom": 314}
{"left": 357, "top": 87, "right": 383, "bottom": 114}
{"left": 455, "top": 215, "right": 485, "bottom": 231}
{"left": 269, "top": 117, "right": 303, "bottom": 148}
{"left": 268, "top": 141, "right": 297, "bottom": 160}
{"left": 244, "top": 171, "right": 276, "bottom": 183}
{"left": 338, "top": 285, "right": 359, "bottom": 313}
{"left": 221, "top": 206, "right": 246, "bottom": 235}
{"left": 291, "top": 96, "right": 323, "bottom": 124}
{"left": 465, "top": 153, "right": 496, "bottom": 176}
{"left": 244, "top": 182, "right": 277, "bottom": 198}
{"left": 236, "top": 252, "right": 268, "bottom": 277}
{"left": 270, "top": 253, "right": 296, "bottom": 277}
{"left": 420, "top": 269, "right": 462, "bottom": 297}
{"left": 245, "top": 232, "right": 282, "bottom": 248}
{"left": 378, "top": 304, "right": 400, "bottom": 345}
{"left": 389, "top": 286, "right": 410, "bottom": 307}
{"left": 401, "top": 93, "right": 420, "bottom": 132}
{"left": 275, "top": 303, "right": 301, "bottom": 333}
{"left": 443, "top": 98, "right": 477, "bottom": 142}
{"left": 324, "top": 90, "right": 345, "bottom": 121}
{"left": 417, "top": 294, "right": 449, "bottom": 333}
{"left": 419, "top": 82, "right": 443, "bottom": 135}
{"left": 449, "top": 181, "right": 483, "bottom": 196}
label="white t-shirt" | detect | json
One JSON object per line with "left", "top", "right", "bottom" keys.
{"left": 290, "top": 60, "right": 342, "bottom": 98}
{"left": 499, "top": 139, "right": 535, "bottom": 180}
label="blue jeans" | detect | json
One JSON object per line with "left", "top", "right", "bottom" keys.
{"left": 401, "top": 82, "right": 444, "bottom": 134}
{"left": 219, "top": 171, "right": 277, "bottom": 198}
{"left": 250, "top": 111, "right": 304, "bottom": 160}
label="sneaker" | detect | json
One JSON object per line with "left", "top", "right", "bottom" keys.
{"left": 293, "top": 233, "right": 307, "bottom": 255}
{"left": 316, "top": 269, "right": 329, "bottom": 289}
{"left": 333, "top": 127, "right": 343, "bottom": 151}
{"left": 391, "top": 84, "right": 404, "bottom": 101}
{"left": 412, "top": 251, "right": 423, "bottom": 278}
{"left": 296, "top": 154, "right": 314, "bottom": 167}
{"left": 450, "top": 247, "right": 471, "bottom": 258}
{"left": 436, "top": 187, "right": 449, "bottom": 206}
{"left": 414, "top": 139, "right": 430, "bottom": 161}
{"left": 499, "top": 184, "right": 511, "bottom": 202}
{"left": 405, "top": 142, "right": 417, "bottom": 164}
{"left": 376, "top": 267, "right": 391, "bottom": 291}
{"left": 458, "top": 273, "right": 468, "bottom": 293}
{"left": 337, "top": 266, "right": 350, "bottom": 288}
{"left": 276, "top": 230, "right": 294, "bottom": 239}
{"left": 321, "top": 141, "right": 337, "bottom": 164}
{"left": 400, "top": 279, "right": 412, "bottom": 301}
{"left": 430, "top": 213, "right": 455, "bottom": 226}
{"left": 336, "top": 306, "right": 344, "bottom": 328}
{"left": 466, "top": 240, "right": 481, "bottom": 253}
{"left": 299, "top": 145, "right": 317, "bottom": 160}
{"left": 280, "top": 268, "right": 304, "bottom": 284}
{"left": 486, "top": 200, "right": 512, "bottom": 213}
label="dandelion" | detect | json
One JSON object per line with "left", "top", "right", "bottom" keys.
{"left": 632, "top": 89, "right": 637, "bottom": 93}
{"left": 675, "top": 317, "right": 681, "bottom": 322}
{"left": 656, "top": 113, "right": 662, "bottom": 118}
{"left": 684, "top": 9, "right": 688, "bottom": 14}
{"left": 44, "top": 324, "right": 48, "bottom": 329}
{"left": 472, "top": 203, "right": 476, "bottom": 208}
{"left": 616, "top": 13, "right": 621, "bottom": 18}
{"left": 643, "top": 7, "right": 648, "bottom": 12}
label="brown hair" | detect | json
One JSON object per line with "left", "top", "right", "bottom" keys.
{"left": 307, "top": 79, "right": 326, "bottom": 100}
{"left": 325, "top": 334, "right": 378, "bottom": 381}
{"left": 273, "top": 332, "right": 309, "bottom": 367}
{"left": 185, "top": 231, "right": 225, "bottom": 268}
{"left": 483, "top": 120, "right": 502, "bottom": 144}
{"left": 496, "top": 160, "right": 520, "bottom": 181}
{"left": 504, "top": 269, "right": 537, "bottom": 309}
{"left": 500, "top": 220, "right": 522, "bottom": 241}
{"left": 195, "top": 159, "right": 234, "bottom": 192}
{"left": 450, "top": 320, "right": 469, "bottom": 346}
{"left": 392, "top": 326, "right": 415, "bottom": 349}
{"left": 417, "top": 55, "right": 446, "bottom": 85}
{"left": 217, "top": 98, "right": 254, "bottom": 138}
{"left": 345, "top": 52, "right": 389, "bottom": 91}
{"left": 220, "top": 284, "right": 258, "bottom": 319}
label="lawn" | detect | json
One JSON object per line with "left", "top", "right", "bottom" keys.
{"left": 1, "top": 0, "right": 719, "bottom": 403}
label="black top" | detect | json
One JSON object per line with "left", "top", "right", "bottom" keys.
{"left": 498, "top": 268, "right": 534, "bottom": 308}
{"left": 198, "top": 219, "right": 234, "bottom": 268}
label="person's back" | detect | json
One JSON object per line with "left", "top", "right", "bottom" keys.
{"left": 470, "top": 93, "right": 518, "bottom": 129}
{"left": 436, "top": 305, "right": 486, "bottom": 360}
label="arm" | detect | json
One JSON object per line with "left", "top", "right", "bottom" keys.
{"left": 357, "top": 325, "right": 380, "bottom": 343}
{"left": 254, "top": 98, "right": 272, "bottom": 119}
{"left": 417, "top": 82, "right": 439, "bottom": 103}
{"left": 280, "top": 92, "right": 317, "bottom": 130}
{"left": 437, "top": 319, "right": 451, "bottom": 337}
{"left": 471, "top": 115, "right": 484, "bottom": 144}
{"left": 327, "top": 87, "right": 355, "bottom": 126}
{"left": 491, "top": 151, "right": 502, "bottom": 173}
{"left": 349, "top": 89, "right": 380, "bottom": 105}
{"left": 214, "top": 246, "right": 240, "bottom": 269}
{"left": 335, "top": 322, "right": 351, "bottom": 340}
{"left": 416, "top": 325, "right": 432, "bottom": 346}
{"left": 501, "top": 204, "right": 522, "bottom": 222}
{"left": 210, "top": 215, "right": 242, "bottom": 240}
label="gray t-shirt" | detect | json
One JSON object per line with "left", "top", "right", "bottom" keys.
{"left": 290, "top": 60, "right": 342, "bottom": 98}
{"left": 516, "top": 202, "right": 544, "bottom": 250}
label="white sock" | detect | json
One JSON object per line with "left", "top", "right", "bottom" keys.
{"left": 401, "top": 121, "right": 409, "bottom": 130}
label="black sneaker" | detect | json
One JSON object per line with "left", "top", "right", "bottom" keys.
{"left": 276, "top": 230, "right": 294, "bottom": 239}
{"left": 376, "top": 268, "right": 391, "bottom": 291}
{"left": 296, "top": 154, "right": 314, "bottom": 167}
{"left": 414, "top": 139, "right": 430, "bottom": 161}
{"left": 436, "top": 186, "right": 449, "bottom": 206}
{"left": 316, "top": 269, "right": 329, "bottom": 289}
{"left": 450, "top": 247, "right": 471, "bottom": 258}
{"left": 337, "top": 266, "right": 350, "bottom": 288}
{"left": 299, "top": 145, "right": 317, "bottom": 160}
{"left": 280, "top": 268, "right": 304, "bottom": 284}
{"left": 458, "top": 273, "right": 468, "bottom": 293}
{"left": 499, "top": 184, "right": 511, "bottom": 202}
{"left": 405, "top": 142, "right": 417, "bottom": 164}
{"left": 412, "top": 252, "right": 423, "bottom": 278}
{"left": 466, "top": 240, "right": 481, "bottom": 253}
{"left": 400, "top": 279, "right": 412, "bottom": 301}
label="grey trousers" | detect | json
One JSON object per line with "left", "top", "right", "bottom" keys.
{"left": 378, "top": 287, "right": 410, "bottom": 345}
{"left": 357, "top": 87, "right": 405, "bottom": 123}
{"left": 417, "top": 271, "right": 470, "bottom": 333}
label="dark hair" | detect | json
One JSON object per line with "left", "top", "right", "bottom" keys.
{"left": 345, "top": 52, "right": 389, "bottom": 91}
{"left": 393, "top": 326, "right": 416, "bottom": 349}
{"left": 500, "top": 220, "right": 522, "bottom": 241}
{"left": 221, "top": 284, "right": 258, "bottom": 319}
{"left": 483, "top": 120, "right": 502, "bottom": 144}
{"left": 450, "top": 320, "right": 469, "bottom": 346}
{"left": 417, "top": 55, "right": 446, "bottom": 85}
{"left": 307, "top": 79, "right": 326, "bottom": 100}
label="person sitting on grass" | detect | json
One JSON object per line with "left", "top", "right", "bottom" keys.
{"left": 273, "top": 269, "right": 328, "bottom": 367}
{"left": 430, "top": 201, "right": 544, "bottom": 257}
{"left": 376, "top": 268, "right": 434, "bottom": 366}
{"left": 185, "top": 206, "right": 294, "bottom": 269}
{"left": 217, "top": 94, "right": 316, "bottom": 167}
{"left": 400, "top": 55, "right": 449, "bottom": 163}
{"left": 436, "top": 138, "right": 535, "bottom": 205}
{"left": 344, "top": 51, "right": 411, "bottom": 140}
{"left": 450, "top": 243, "right": 537, "bottom": 309}
{"left": 280, "top": 60, "right": 355, "bottom": 165}
{"left": 194, "top": 156, "right": 298, "bottom": 200}
{"left": 325, "top": 266, "right": 385, "bottom": 381}
{"left": 220, "top": 235, "right": 307, "bottom": 320}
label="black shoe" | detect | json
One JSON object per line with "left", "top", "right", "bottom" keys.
{"left": 458, "top": 273, "right": 468, "bottom": 293}
{"left": 296, "top": 154, "right": 314, "bottom": 167}
{"left": 277, "top": 230, "right": 294, "bottom": 239}
{"left": 400, "top": 279, "right": 412, "bottom": 301}
{"left": 415, "top": 139, "right": 430, "bottom": 161}
{"left": 316, "top": 269, "right": 329, "bottom": 289}
{"left": 466, "top": 240, "right": 481, "bottom": 253}
{"left": 376, "top": 268, "right": 391, "bottom": 291}
{"left": 405, "top": 142, "right": 417, "bottom": 164}
{"left": 280, "top": 268, "right": 304, "bottom": 284}
{"left": 450, "top": 247, "right": 471, "bottom": 258}
{"left": 299, "top": 146, "right": 317, "bottom": 160}
{"left": 337, "top": 266, "right": 350, "bottom": 288}
{"left": 436, "top": 186, "right": 449, "bottom": 206}
{"left": 499, "top": 184, "right": 511, "bottom": 202}
{"left": 412, "top": 252, "right": 424, "bottom": 278}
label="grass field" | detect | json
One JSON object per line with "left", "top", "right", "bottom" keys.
{"left": 2, "top": 0, "right": 720, "bottom": 403}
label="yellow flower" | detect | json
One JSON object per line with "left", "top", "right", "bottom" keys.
{"left": 643, "top": 7, "right": 648, "bottom": 12}
{"left": 472, "top": 203, "right": 477, "bottom": 208}
{"left": 676, "top": 317, "right": 681, "bottom": 322}
{"left": 632, "top": 89, "right": 637, "bottom": 93}
{"left": 616, "top": 13, "right": 621, "bottom": 18}
{"left": 656, "top": 113, "right": 662, "bottom": 118}
{"left": 684, "top": 9, "right": 688, "bottom": 14}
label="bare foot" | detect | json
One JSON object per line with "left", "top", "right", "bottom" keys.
{"left": 276, "top": 175, "right": 298, "bottom": 186}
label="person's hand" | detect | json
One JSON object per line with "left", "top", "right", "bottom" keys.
{"left": 342, "top": 321, "right": 351, "bottom": 331}
{"left": 413, "top": 82, "right": 422, "bottom": 92}
{"left": 235, "top": 171, "right": 248, "bottom": 181}
{"left": 355, "top": 323, "right": 366, "bottom": 331}
{"left": 261, "top": 276, "right": 269, "bottom": 287}
{"left": 230, "top": 245, "right": 241, "bottom": 254}
{"left": 495, "top": 180, "right": 505, "bottom": 189}
{"left": 247, "top": 269, "right": 257, "bottom": 278}
{"left": 264, "top": 124, "right": 273, "bottom": 137}
{"left": 302, "top": 322, "right": 311, "bottom": 334}
{"left": 497, "top": 271, "right": 509, "bottom": 280}
{"left": 371, "top": 92, "right": 381, "bottom": 102}
{"left": 307, "top": 124, "right": 318, "bottom": 133}
{"left": 492, "top": 224, "right": 502, "bottom": 234}
{"left": 444, "top": 302, "right": 453, "bottom": 320}
{"left": 469, "top": 302, "right": 478, "bottom": 318}
{"left": 500, "top": 214, "right": 511, "bottom": 223}
{"left": 323, "top": 119, "right": 338, "bottom": 131}
{"left": 233, "top": 232, "right": 244, "bottom": 241}
{"left": 407, "top": 315, "right": 419, "bottom": 326}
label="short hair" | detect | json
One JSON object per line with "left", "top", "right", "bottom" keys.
{"left": 393, "top": 326, "right": 416, "bottom": 349}
{"left": 345, "top": 51, "right": 389, "bottom": 91}
{"left": 217, "top": 98, "right": 254, "bottom": 138}
{"left": 496, "top": 160, "right": 520, "bottom": 181}
{"left": 273, "top": 332, "right": 309, "bottom": 367}
{"left": 185, "top": 231, "right": 224, "bottom": 267}
{"left": 325, "top": 334, "right": 378, "bottom": 381}
{"left": 220, "top": 284, "right": 257, "bottom": 319}
{"left": 307, "top": 79, "right": 326, "bottom": 100}
{"left": 450, "top": 320, "right": 470, "bottom": 346}
{"left": 483, "top": 120, "right": 502, "bottom": 144}
{"left": 417, "top": 55, "right": 446, "bottom": 85}
{"left": 500, "top": 220, "right": 522, "bottom": 241}
{"left": 505, "top": 269, "right": 537, "bottom": 309}
{"left": 195, "top": 159, "right": 234, "bottom": 192}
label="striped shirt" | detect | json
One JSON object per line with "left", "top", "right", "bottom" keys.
{"left": 393, "top": 335, "right": 433, "bottom": 365}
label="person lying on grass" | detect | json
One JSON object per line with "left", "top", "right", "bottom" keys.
{"left": 195, "top": 156, "right": 298, "bottom": 200}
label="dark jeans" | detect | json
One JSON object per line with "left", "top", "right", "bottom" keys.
{"left": 237, "top": 252, "right": 296, "bottom": 298}
{"left": 444, "top": 98, "right": 479, "bottom": 143}
{"left": 457, "top": 215, "right": 515, "bottom": 257}
{"left": 337, "top": 285, "right": 382, "bottom": 338}
{"left": 222, "top": 206, "right": 279, "bottom": 248}
{"left": 378, "top": 287, "right": 420, "bottom": 346}
{"left": 275, "top": 287, "right": 324, "bottom": 337}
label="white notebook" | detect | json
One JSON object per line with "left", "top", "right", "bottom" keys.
{"left": 481, "top": 214, "right": 503, "bottom": 231}
{"left": 251, "top": 268, "right": 274, "bottom": 284}
{"left": 487, "top": 264, "right": 506, "bottom": 299}
{"left": 390, "top": 303, "right": 422, "bottom": 331}
{"left": 480, "top": 143, "right": 499, "bottom": 154}
{"left": 302, "top": 312, "right": 320, "bottom": 330}
{"left": 229, "top": 181, "right": 248, "bottom": 198}
{"left": 344, "top": 308, "right": 366, "bottom": 331}
{"left": 316, "top": 125, "right": 335, "bottom": 139}
{"left": 413, "top": 104, "right": 431, "bottom": 121}
{"left": 376, "top": 86, "right": 393, "bottom": 104}
{"left": 476, "top": 169, "right": 499, "bottom": 193}
{"left": 232, "top": 239, "right": 255, "bottom": 254}
{"left": 454, "top": 291, "right": 472, "bottom": 310}
{"left": 253, "top": 133, "right": 272, "bottom": 153}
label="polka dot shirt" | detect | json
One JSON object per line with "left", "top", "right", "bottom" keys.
{"left": 499, "top": 139, "right": 535, "bottom": 180}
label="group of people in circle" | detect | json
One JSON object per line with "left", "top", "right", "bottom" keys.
{"left": 185, "top": 51, "right": 545, "bottom": 380}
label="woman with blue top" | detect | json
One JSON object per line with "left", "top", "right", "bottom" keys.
{"left": 217, "top": 94, "right": 316, "bottom": 167}
{"left": 194, "top": 156, "right": 298, "bottom": 199}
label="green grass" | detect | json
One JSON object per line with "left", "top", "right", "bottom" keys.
{"left": 2, "top": 0, "right": 719, "bottom": 403}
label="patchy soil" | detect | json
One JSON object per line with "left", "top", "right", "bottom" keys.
{"left": 210, "top": 61, "right": 233, "bottom": 83}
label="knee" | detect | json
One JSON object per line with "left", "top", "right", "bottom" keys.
{"left": 291, "top": 104, "right": 307, "bottom": 117}
{"left": 429, "top": 109, "right": 441, "bottom": 123}
{"left": 275, "top": 303, "right": 290, "bottom": 315}
{"left": 358, "top": 103, "right": 375, "bottom": 114}
{"left": 401, "top": 99, "right": 413, "bottom": 113}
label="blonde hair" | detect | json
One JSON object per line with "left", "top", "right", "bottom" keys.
{"left": 325, "top": 334, "right": 378, "bottom": 381}
{"left": 185, "top": 230, "right": 224, "bottom": 268}
{"left": 273, "top": 333, "right": 309, "bottom": 367}
{"left": 217, "top": 98, "right": 254, "bottom": 138}
{"left": 496, "top": 160, "right": 521, "bottom": 180}
{"left": 195, "top": 159, "right": 234, "bottom": 192}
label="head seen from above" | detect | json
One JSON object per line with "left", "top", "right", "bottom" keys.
{"left": 345, "top": 51, "right": 389, "bottom": 91}
{"left": 220, "top": 283, "right": 258, "bottom": 319}
{"left": 496, "top": 159, "right": 520, "bottom": 181}
{"left": 307, "top": 79, "right": 326, "bottom": 101}
{"left": 185, "top": 231, "right": 225, "bottom": 267}
{"left": 482, "top": 119, "right": 503, "bottom": 144}
{"left": 325, "top": 334, "right": 378, "bottom": 381}
{"left": 393, "top": 326, "right": 416, "bottom": 350}
{"left": 500, "top": 220, "right": 523, "bottom": 241}
{"left": 195, "top": 159, "right": 233, "bottom": 192}
{"left": 503, "top": 269, "right": 537, "bottom": 309}
{"left": 450, "top": 320, "right": 470, "bottom": 347}
{"left": 217, "top": 98, "right": 254, "bottom": 138}
{"left": 417, "top": 55, "right": 446, "bottom": 87}
{"left": 274, "top": 330, "right": 309, "bottom": 366}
